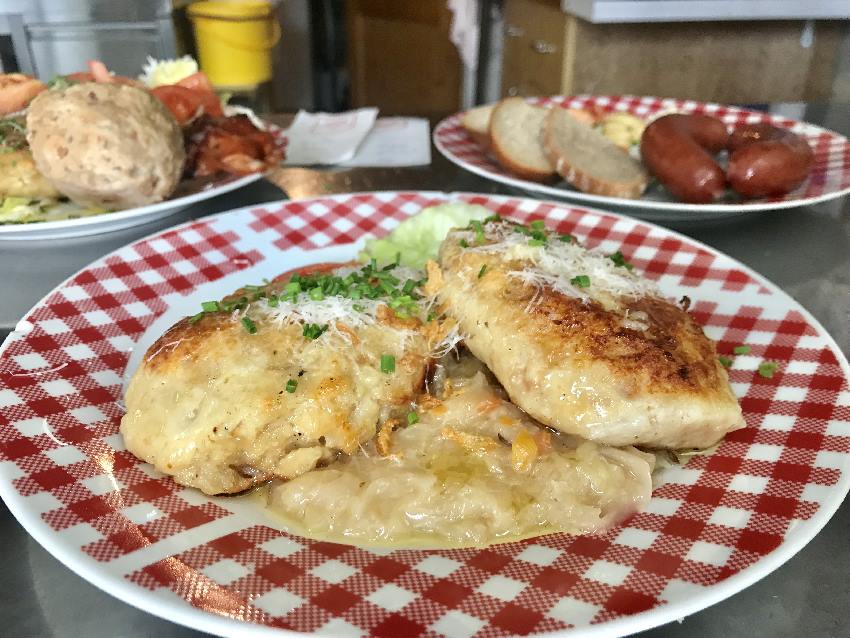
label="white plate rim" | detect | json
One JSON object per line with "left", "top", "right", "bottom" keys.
{"left": 0, "top": 190, "right": 848, "bottom": 638}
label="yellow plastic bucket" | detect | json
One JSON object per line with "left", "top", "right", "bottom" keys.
{"left": 187, "top": 0, "right": 280, "bottom": 88}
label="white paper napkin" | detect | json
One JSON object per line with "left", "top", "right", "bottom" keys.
{"left": 283, "top": 108, "right": 378, "bottom": 165}
{"left": 338, "top": 117, "right": 431, "bottom": 167}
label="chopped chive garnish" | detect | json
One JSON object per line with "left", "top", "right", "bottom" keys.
{"left": 352, "top": 303, "right": 365, "bottom": 312}
{"left": 402, "top": 279, "right": 417, "bottom": 295}
{"left": 268, "top": 296, "right": 279, "bottom": 308}
{"left": 380, "top": 354, "right": 396, "bottom": 374}
{"left": 308, "top": 287, "right": 325, "bottom": 301}
{"left": 407, "top": 411, "right": 419, "bottom": 425}
{"left": 471, "top": 219, "right": 485, "bottom": 244}
{"left": 189, "top": 311, "right": 205, "bottom": 323}
{"left": 570, "top": 275, "right": 591, "bottom": 288}
{"left": 607, "top": 251, "right": 634, "bottom": 270}
{"left": 285, "top": 379, "right": 298, "bottom": 393}
{"left": 427, "top": 311, "right": 437, "bottom": 322}
{"left": 201, "top": 301, "right": 219, "bottom": 312}
{"left": 733, "top": 345, "right": 751, "bottom": 355}
{"left": 241, "top": 316, "right": 257, "bottom": 334}
{"left": 478, "top": 264, "right": 488, "bottom": 279}
{"left": 528, "top": 239, "right": 545, "bottom": 247}
{"left": 559, "top": 234, "right": 576, "bottom": 243}
{"left": 718, "top": 356, "right": 733, "bottom": 368}
{"left": 459, "top": 239, "right": 469, "bottom": 248}
{"left": 302, "top": 323, "right": 327, "bottom": 340}
{"left": 483, "top": 214, "right": 501, "bottom": 224}
{"left": 529, "top": 220, "right": 546, "bottom": 231}
{"left": 758, "top": 361, "right": 778, "bottom": 379}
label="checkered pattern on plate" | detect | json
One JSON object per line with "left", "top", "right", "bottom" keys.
{"left": 0, "top": 192, "right": 848, "bottom": 638}
{"left": 433, "top": 96, "right": 850, "bottom": 209}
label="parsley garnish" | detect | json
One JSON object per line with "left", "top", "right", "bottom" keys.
{"left": 478, "top": 264, "right": 488, "bottom": 279}
{"left": 733, "top": 345, "right": 751, "bottom": 355}
{"left": 758, "top": 362, "right": 778, "bottom": 379}
{"left": 302, "top": 323, "right": 327, "bottom": 340}
{"left": 608, "top": 251, "right": 634, "bottom": 270}
{"left": 470, "top": 219, "right": 485, "bottom": 244}
{"left": 285, "top": 379, "right": 298, "bottom": 393}
{"left": 407, "top": 411, "right": 419, "bottom": 425}
{"left": 570, "top": 275, "right": 591, "bottom": 288}
{"left": 718, "top": 356, "right": 733, "bottom": 368}
{"left": 380, "top": 354, "right": 396, "bottom": 374}
{"left": 241, "top": 316, "right": 257, "bottom": 334}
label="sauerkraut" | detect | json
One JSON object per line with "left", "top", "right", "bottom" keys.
{"left": 267, "top": 353, "right": 655, "bottom": 548}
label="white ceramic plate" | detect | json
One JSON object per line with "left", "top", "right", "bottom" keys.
{"left": 0, "top": 192, "right": 848, "bottom": 637}
{"left": 0, "top": 173, "right": 263, "bottom": 241}
{"left": 433, "top": 96, "right": 850, "bottom": 221}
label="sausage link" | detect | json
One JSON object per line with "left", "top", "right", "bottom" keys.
{"left": 639, "top": 114, "right": 728, "bottom": 203}
{"left": 727, "top": 123, "right": 813, "bottom": 198}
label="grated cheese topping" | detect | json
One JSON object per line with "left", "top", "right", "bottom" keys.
{"left": 216, "top": 263, "right": 461, "bottom": 356}
{"left": 461, "top": 221, "right": 661, "bottom": 310}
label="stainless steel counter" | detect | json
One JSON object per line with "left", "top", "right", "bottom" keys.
{"left": 1, "top": 107, "right": 848, "bottom": 637}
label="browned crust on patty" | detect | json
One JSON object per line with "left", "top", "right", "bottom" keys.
{"left": 523, "top": 285, "right": 724, "bottom": 396}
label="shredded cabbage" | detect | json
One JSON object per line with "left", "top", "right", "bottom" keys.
{"left": 139, "top": 56, "right": 199, "bottom": 88}
{"left": 359, "top": 203, "right": 491, "bottom": 268}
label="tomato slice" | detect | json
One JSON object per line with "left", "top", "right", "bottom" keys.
{"left": 151, "top": 84, "right": 223, "bottom": 125}
{"left": 176, "top": 72, "right": 223, "bottom": 117}
{"left": 150, "top": 85, "right": 203, "bottom": 125}
{"left": 193, "top": 88, "right": 223, "bottom": 118}
{"left": 177, "top": 72, "right": 215, "bottom": 93}
{"left": 66, "top": 72, "right": 94, "bottom": 83}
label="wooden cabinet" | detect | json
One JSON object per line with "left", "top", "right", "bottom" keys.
{"left": 346, "top": 0, "right": 462, "bottom": 117}
{"left": 502, "top": 0, "right": 843, "bottom": 103}
{"left": 502, "top": 0, "right": 567, "bottom": 96}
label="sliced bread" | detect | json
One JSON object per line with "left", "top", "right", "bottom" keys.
{"left": 488, "top": 97, "right": 555, "bottom": 182}
{"left": 543, "top": 107, "right": 649, "bottom": 199}
{"left": 461, "top": 104, "right": 493, "bottom": 148}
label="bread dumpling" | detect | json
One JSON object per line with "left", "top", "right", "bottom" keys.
{"left": 26, "top": 82, "right": 184, "bottom": 209}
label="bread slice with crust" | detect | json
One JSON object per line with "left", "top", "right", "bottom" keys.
{"left": 461, "top": 104, "right": 493, "bottom": 148}
{"left": 543, "top": 107, "right": 649, "bottom": 199}
{"left": 488, "top": 97, "right": 555, "bottom": 182}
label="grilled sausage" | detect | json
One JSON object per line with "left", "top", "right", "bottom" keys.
{"left": 727, "top": 123, "right": 813, "bottom": 198}
{"left": 639, "top": 114, "right": 729, "bottom": 203}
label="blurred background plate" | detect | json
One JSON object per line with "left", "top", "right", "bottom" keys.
{"left": 434, "top": 96, "right": 850, "bottom": 221}
{"left": 0, "top": 173, "right": 263, "bottom": 241}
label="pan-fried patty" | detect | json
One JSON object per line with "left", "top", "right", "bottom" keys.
{"left": 121, "top": 261, "right": 442, "bottom": 495}
{"left": 434, "top": 219, "right": 745, "bottom": 449}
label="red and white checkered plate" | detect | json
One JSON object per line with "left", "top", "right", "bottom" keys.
{"left": 1, "top": 192, "right": 848, "bottom": 638}
{"left": 433, "top": 96, "right": 850, "bottom": 219}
